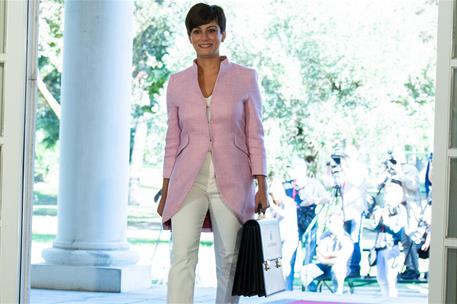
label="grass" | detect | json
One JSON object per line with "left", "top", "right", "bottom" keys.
{"left": 33, "top": 208, "right": 57, "bottom": 216}
{"left": 33, "top": 206, "right": 156, "bottom": 225}
{"left": 33, "top": 191, "right": 57, "bottom": 205}
{"left": 32, "top": 233, "right": 214, "bottom": 247}
{"left": 33, "top": 208, "right": 158, "bottom": 227}
{"left": 33, "top": 234, "right": 56, "bottom": 242}
{"left": 33, "top": 184, "right": 162, "bottom": 223}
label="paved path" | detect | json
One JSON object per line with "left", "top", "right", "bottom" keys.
{"left": 30, "top": 282, "right": 428, "bottom": 304}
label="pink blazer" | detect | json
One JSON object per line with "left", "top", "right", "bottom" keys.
{"left": 162, "top": 57, "right": 267, "bottom": 229}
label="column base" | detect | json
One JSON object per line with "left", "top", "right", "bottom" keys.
{"left": 41, "top": 247, "right": 139, "bottom": 266}
{"left": 31, "top": 264, "right": 151, "bottom": 292}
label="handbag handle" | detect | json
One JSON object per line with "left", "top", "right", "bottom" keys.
{"left": 256, "top": 203, "right": 266, "bottom": 220}
{"left": 256, "top": 211, "right": 266, "bottom": 220}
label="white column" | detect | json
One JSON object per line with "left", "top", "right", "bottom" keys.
{"left": 32, "top": 0, "right": 150, "bottom": 292}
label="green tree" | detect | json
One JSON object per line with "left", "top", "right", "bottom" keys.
{"left": 35, "top": 0, "right": 437, "bottom": 190}
{"left": 35, "top": 0, "right": 64, "bottom": 182}
{"left": 129, "top": 1, "right": 175, "bottom": 203}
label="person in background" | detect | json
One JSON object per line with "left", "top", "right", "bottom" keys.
{"left": 416, "top": 201, "right": 431, "bottom": 272}
{"left": 301, "top": 212, "right": 353, "bottom": 294}
{"left": 325, "top": 145, "right": 368, "bottom": 278}
{"left": 267, "top": 177, "right": 299, "bottom": 286}
{"left": 373, "top": 179, "right": 406, "bottom": 297}
{"left": 284, "top": 158, "right": 330, "bottom": 290}
{"left": 396, "top": 151, "right": 421, "bottom": 280}
{"left": 414, "top": 154, "right": 432, "bottom": 279}
{"left": 424, "top": 152, "right": 433, "bottom": 202}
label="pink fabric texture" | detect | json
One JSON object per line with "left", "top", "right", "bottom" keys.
{"left": 162, "top": 57, "right": 267, "bottom": 229}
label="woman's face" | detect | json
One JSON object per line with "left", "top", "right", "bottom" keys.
{"left": 189, "top": 20, "right": 225, "bottom": 58}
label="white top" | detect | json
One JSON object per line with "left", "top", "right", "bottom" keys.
{"left": 205, "top": 95, "right": 212, "bottom": 122}
{"left": 206, "top": 96, "right": 212, "bottom": 153}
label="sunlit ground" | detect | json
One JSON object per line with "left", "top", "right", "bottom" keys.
{"left": 31, "top": 174, "right": 429, "bottom": 303}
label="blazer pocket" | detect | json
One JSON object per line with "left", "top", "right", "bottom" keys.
{"left": 176, "top": 135, "right": 190, "bottom": 158}
{"left": 233, "top": 135, "right": 249, "bottom": 157}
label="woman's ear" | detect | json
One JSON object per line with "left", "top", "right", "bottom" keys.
{"left": 221, "top": 31, "right": 226, "bottom": 42}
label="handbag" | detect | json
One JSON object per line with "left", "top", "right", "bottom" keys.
{"left": 232, "top": 217, "right": 285, "bottom": 297}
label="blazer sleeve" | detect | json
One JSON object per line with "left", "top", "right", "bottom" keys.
{"left": 162, "top": 75, "right": 180, "bottom": 178}
{"left": 245, "top": 70, "right": 267, "bottom": 176}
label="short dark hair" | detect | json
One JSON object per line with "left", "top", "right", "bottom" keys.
{"left": 185, "top": 3, "right": 226, "bottom": 36}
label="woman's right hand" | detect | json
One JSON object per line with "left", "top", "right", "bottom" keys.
{"left": 157, "top": 178, "right": 170, "bottom": 217}
{"left": 157, "top": 194, "right": 166, "bottom": 217}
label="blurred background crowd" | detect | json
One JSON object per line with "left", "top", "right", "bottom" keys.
{"left": 266, "top": 144, "right": 432, "bottom": 296}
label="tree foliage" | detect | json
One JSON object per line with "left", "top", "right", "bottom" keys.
{"left": 37, "top": 0, "right": 63, "bottom": 149}
{"left": 132, "top": 1, "right": 173, "bottom": 119}
{"left": 36, "top": 0, "right": 437, "bottom": 183}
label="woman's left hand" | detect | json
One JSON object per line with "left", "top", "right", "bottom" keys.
{"left": 254, "top": 175, "right": 270, "bottom": 213}
{"left": 255, "top": 189, "right": 270, "bottom": 214}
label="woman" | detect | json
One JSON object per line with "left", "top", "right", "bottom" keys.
{"left": 156, "top": 3, "right": 269, "bottom": 303}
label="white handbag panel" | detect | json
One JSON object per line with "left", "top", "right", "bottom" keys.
{"left": 258, "top": 218, "right": 282, "bottom": 260}
{"left": 258, "top": 218, "right": 286, "bottom": 296}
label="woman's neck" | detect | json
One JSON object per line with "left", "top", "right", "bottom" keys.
{"left": 196, "top": 56, "right": 222, "bottom": 76}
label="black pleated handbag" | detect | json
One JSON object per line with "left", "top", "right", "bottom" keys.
{"left": 232, "top": 218, "right": 285, "bottom": 297}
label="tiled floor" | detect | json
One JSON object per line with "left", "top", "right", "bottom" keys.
{"left": 30, "top": 283, "right": 429, "bottom": 304}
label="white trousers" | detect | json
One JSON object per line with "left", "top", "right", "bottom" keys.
{"left": 376, "top": 245, "right": 402, "bottom": 297}
{"left": 167, "top": 153, "right": 242, "bottom": 304}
